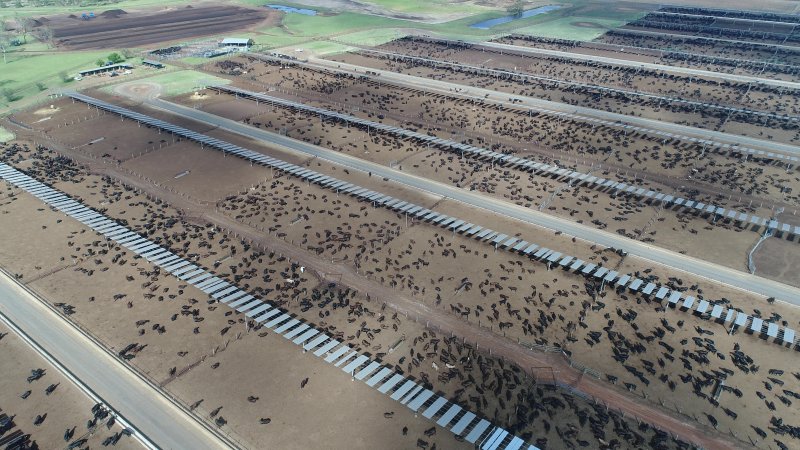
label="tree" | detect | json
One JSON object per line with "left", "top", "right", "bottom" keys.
{"left": 58, "top": 71, "right": 72, "bottom": 83}
{"left": 37, "top": 26, "right": 53, "bottom": 48}
{"left": 16, "top": 15, "right": 35, "bottom": 43}
{"left": 35, "top": 81, "right": 47, "bottom": 91}
{"left": 1, "top": 88, "right": 20, "bottom": 102}
{"left": 507, "top": 0, "right": 525, "bottom": 17}
{"left": 0, "top": 32, "right": 9, "bottom": 64}
{"left": 96, "top": 58, "right": 106, "bottom": 67}
{"left": 120, "top": 48, "right": 136, "bottom": 59}
{"left": 107, "top": 52, "right": 124, "bottom": 64}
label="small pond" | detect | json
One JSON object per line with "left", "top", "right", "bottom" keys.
{"left": 470, "top": 5, "right": 562, "bottom": 29}
{"left": 266, "top": 4, "right": 318, "bottom": 16}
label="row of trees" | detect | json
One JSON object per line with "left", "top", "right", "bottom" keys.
{"left": 0, "top": 15, "right": 55, "bottom": 64}
{"left": 507, "top": 0, "right": 526, "bottom": 17}
{"left": 0, "top": 15, "right": 100, "bottom": 102}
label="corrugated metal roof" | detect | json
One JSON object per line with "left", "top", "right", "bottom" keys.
{"left": 221, "top": 38, "right": 252, "bottom": 45}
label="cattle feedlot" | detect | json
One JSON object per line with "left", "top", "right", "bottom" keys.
{"left": 2, "top": 1, "right": 800, "bottom": 450}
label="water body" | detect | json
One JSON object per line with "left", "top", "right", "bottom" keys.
{"left": 470, "top": 5, "right": 562, "bottom": 29}
{"left": 266, "top": 4, "right": 318, "bottom": 16}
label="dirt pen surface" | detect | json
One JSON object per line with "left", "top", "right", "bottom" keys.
{"left": 3, "top": 89, "right": 800, "bottom": 448}
{"left": 0, "top": 141, "right": 698, "bottom": 450}
{"left": 494, "top": 33, "right": 800, "bottom": 82}
{"left": 0, "top": 321, "right": 140, "bottom": 450}
{"left": 187, "top": 56, "right": 798, "bottom": 285}
{"left": 328, "top": 38, "right": 800, "bottom": 146}
{"left": 34, "top": 4, "right": 275, "bottom": 50}
{"left": 3, "top": 5, "right": 800, "bottom": 449}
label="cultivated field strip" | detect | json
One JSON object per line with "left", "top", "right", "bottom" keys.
{"left": 0, "top": 162, "right": 537, "bottom": 450}
{"left": 49, "top": 5, "right": 269, "bottom": 50}
{"left": 214, "top": 85, "right": 800, "bottom": 239}
{"left": 66, "top": 92, "right": 799, "bottom": 351}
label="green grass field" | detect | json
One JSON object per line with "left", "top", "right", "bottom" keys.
{"left": 0, "top": 0, "right": 193, "bottom": 20}
{"left": 0, "top": 0, "right": 646, "bottom": 110}
{"left": 256, "top": 0, "right": 643, "bottom": 46}
{"left": 246, "top": 0, "right": 496, "bottom": 16}
{"left": 103, "top": 69, "right": 230, "bottom": 96}
{"left": 513, "top": 16, "right": 632, "bottom": 41}
{"left": 291, "top": 41, "right": 355, "bottom": 56}
{"left": 252, "top": 33, "right": 311, "bottom": 49}
{"left": 0, "top": 50, "right": 111, "bottom": 107}
{"left": 281, "top": 11, "right": 410, "bottom": 37}
{"left": 333, "top": 29, "right": 408, "bottom": 47}
{"left": 255, "top": 2, "right": 635, "bottom": 55}
{"left": 355, "top": 0, "right": 492, "bottom": 15}
{"left": 253, "top": 10, "right": 419, "bottom": 51}
{"left": 0, "top": 126, "right": 14, "bottom": 143}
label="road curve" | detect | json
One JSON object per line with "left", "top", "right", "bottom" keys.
{"left": 146, "top": 98, "right": 800, "bottom": 303}
{"left": 307, "top": 57, "right": 800, "bottom": 158}
{"left": 0, "top": 272, "right": 230, "bottom": 450}
{"left": 479, "top": 40, "right": 800, "bottom": 90}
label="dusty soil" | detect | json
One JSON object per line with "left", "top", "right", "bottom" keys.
{"left": 625, "top": 11, "right": 800, "bottom": 46}
{"left": 182, "top": 58, "right": 799, "bottom": 285}
{"left": 327, "top": 38, "right": 800, "bottom": 146}
{"left": 0, "top": 141, "right": 693, "bottom": 449}
{"left": 3, "top": 37, "right": 800, "bottom": 447}
{"left": 4, "top": 106, "right": 798, "bottom": 449}
{"left": 0, "top": 322, "right": 140, "bottom": 450}
{"left": 595, "top": 29, "right": 800, "bottom": 66}
{"left": 494, "top": 34, "right": 800, "bottom": 82}
{"left": 625, "top": 0, "right": 797, "bottom": 13}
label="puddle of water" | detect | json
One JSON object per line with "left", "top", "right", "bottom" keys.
{"left": 470, "top": 5, "right": 562, "bottom": 29}
{"left": 266, "top": 4, "right": 318, "bottom": 16}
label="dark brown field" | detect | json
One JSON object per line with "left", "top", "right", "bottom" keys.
{"left": 36, "top": 4, "right": 275, "bottom": 50}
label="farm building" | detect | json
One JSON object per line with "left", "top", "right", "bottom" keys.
{"left": 76, "top": 63, "right": 133, "bottom": 78}
{"left": 220, "top": 38, "right": 254, "bottom": 50}
{"left": 143, "top": 60, "right": 165, "bottom": 69}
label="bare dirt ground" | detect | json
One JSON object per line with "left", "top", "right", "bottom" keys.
{"left": 625, "top": 0, "right": 799, "bottom": 13}
{"left": 4, "top": 95, "right": 800, "bottom": 448}
{"left": 3, "top": 18, "right": 800, "bottom": 447}
{"left": 493, "top": 34, "right": 800, "bottom": 82}
{"left": 624, "top": 11, "right": 800, "bottom": 46}
{"left": 0, "top": 141, "right": 696, "bottom": 449}
{"left": 593, "top": 30, "right": 800, "bottom": 67}
{"left": 34, "top": 4, "right": 276, "bottom": 50}
{"left": 0, "top": 321, "right": 140, "bottom": 450}
{"left": 326, "top": 39, "right": 800, "bottom": 146}
{"left": 181, "top": 58, "right": 799, "bottom": 285}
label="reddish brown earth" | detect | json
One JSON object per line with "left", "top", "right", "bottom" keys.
{"left": 39, "top": 4, "right": 276, "bottom": 50}
{"left": 6, "top": 110, "right": 745, "bottom": 450}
